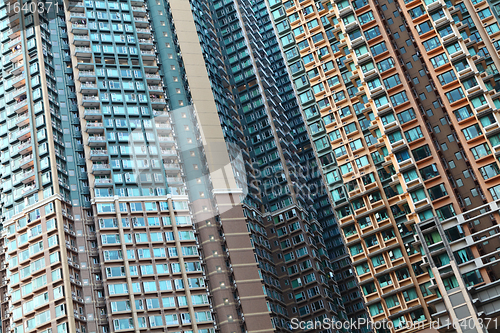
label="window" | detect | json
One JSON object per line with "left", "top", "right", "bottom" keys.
{"left": 479, "top": 163, "right": 500, "bottom": 180}
{"left": 478, "top": 7, "right": 492, "bottom": 19}
{"left": 367, "top": 78, "right": 382, "bottom": 90}
{"left": 437, "top": 70, "right": 457, "bottom": 85}
{"left": 408, "top": 5, "right": 425, "bottom": 18}
{"left": 370, "top": 42, "right": 388, "bottom": 56}
{"left": 404, "top": 126, "right": 423, "bottom": 142}
{"left": 397, "top": 108, "right": 416, "bottom": 124}
{"left": 383, "top": 74, "right": 401, "bottom": 89}
{"left": 438, "top": 25, "right": 454, "bottom": 37}
{"left": 358, "top": 11, "right": 374, "bottom": 24}
{"left": 390, "top": 91, "right": 409, "bottom": 106}
{"left": 436, "top": 204, "right": 456, "bottom": 221}
{"left": 365, "top": 26, "right": 381, "bottom": 40}
{"left": 462, "top": 124, "right": 482, "bottom": 140}
{"left": 446, "top": 42, "right": 461, "bottom": 55}
{"left": 471, "top": 143, "right": 491, "bottom": 160}
{"left": 485, "top": 23, "right": 500, "bottom": 35}
{"left": 412, "top": 145, "right": 431, "bottom": 161}
{"left": 350, "top": 139, "right": 364, "bottom": 151}
{"left": 422, "top": 36, "right": 440, "bottom": 51}
{"left": 344, "top": 123, "right": 357, "bottom": 134}
{"left": 416, "top": 21, "right": 433, "bottom": 35}
{"left": 454, "top": 106, "right": 473, "bottom": 121}
{"left": 446, "top": 88, "right": 465, "bottom": 103}
{"left": 420, "top": 164, "right": 439, "bottom": 180}
{"left": 428, "top": 184, "right": 448, "bottom": 200}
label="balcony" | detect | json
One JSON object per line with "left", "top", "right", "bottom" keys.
{"left": 92, "top": 164, "right": 111, "bottom": 174}
{"left": 71, "top": 23, "right": 88, "bottom": 33}
{"left": 72, "top": 34, "right": 90, "bottom": 46}
{"left": 155, "top": 123, "right": 172, "bottom": 133}
{"left": 15, "top": 113, "right": 29, "bottom": 127}
{"left": 6, "top": 36, "right": 21, "bottom": 49}
{"left": 138, "top": 38, "right": 154, "bottom": 49}
{"left": 5, "top": 26, "right": 20, "bottom": 41}
{"left": 350, "top": 35, "right": 365, "bottom": 49}
{"left": 20, "top": 154, "right": 34, "bottom": 169}
{"left": 68, "top": 1, "right": 85, "bottom": 11}
{"left": 344, "top": 20, "right": 359, "bottom": 32}
{"left": 8, "top": 13, "right": 20, "bottom": 27}
{"left": 95, "top": 178, "right": 113, "bottom": 187}
{"left": 166, "top": 177, "right": 183, "bottom": 185}
{"left": 74, "top": 46, "right": 92, "bottom": 57}
{"left": 11, "top": 61, "right": 24, "bottom": 75}
{"left": 18, "top": 140, "right": 32, "bottom": 155}
{"left": 11, "top": 74, "right": 25, "bottom": 88}
{"left": 132, "top": 6, "right": 147, "bottom": 16}
{"left": 69, "top": 12, "right": 86, "bottom": 21}
{"left": 163, "top": 163, "right": 181, "bottom": 172}
{"left": 16, "top": 127, "right": 31, "bottom": 141}
{"left": 86, "top": 122, "right": 104, "bottom": 133}
{"left": 425, "top": 0, "right": 445, "bottom": 11}
{"left": 22, "top": 183, "right": 36, "bottom": 195}
{"left": 356, "top": 52, "right": 373, "bottom": 65}
{"left": 83, "top": 108, "right": 101, "bottom": 120}
{"left": 369, "top": 86, "right": 386, "bottom": 99}
{"left": 145, "top": 73, "right": 161, "bottom": 82}
{"left": 133, "top": 16, "right": 149, "bottom": 27}
{"left": 161, "top": 149, "right": 177, "bottom": 156}
{"left": 20, "top": 169, "right": 36, "bottom": 184}
{"left": 153, "top": 110, "right": 169, "bottom": 118}
{"left": 338, "top": 5, "right": 353, "bottom": 17}
{"left": 80, "top": 83, "right": 98, "bottom": 93}
{"left": 148, "top": 85, "right": 163, "bottom": 92}
{"left": 82, "top": 95, "right": 100, "bottom": 106}
{"left": 136, "top": 28, "right": 151, "bottom": 37}
{"left": 12, "top": 87, "right": 26, "bottom": 99}
{"left": 158, "top": 136, "right": 176, "bottom": 146}
{"left": 449, "top": 48, "right": 465, "bottom": 62}
{"left": 89, "top": 150, "right": 108, "bottom": 161}
{"left": 13, "top": 99, "right": 28, "bottom": 114}
{"left": 9, "top": 50, "right": 23, "bottom": 63}
{"left": 150, "top": 98, "right": 166, "bottom": 106}
{"left": 77, "top": 70, "right": 96, "bottom": 81}
{"left": 88, "top": 136, "right": 106, "bottom": 147}
{"left": 141, "top": 50, "right": 156, "bottom": 60}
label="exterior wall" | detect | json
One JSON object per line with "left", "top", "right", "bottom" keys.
{"left": 0, "top": 3, "right": 82, "bottom": 332}
{"left": 200, "top": 0, "right": 351, "bottom": 330}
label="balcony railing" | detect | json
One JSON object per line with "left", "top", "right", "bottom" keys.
{"left": 79, "top": 70, "right": 95, "bottom": 76}
{"left": 92, "top": 164, "right": 110, "bottom": 170}
{"left": 90, "top": 150, "right": 107, "bottom": 156}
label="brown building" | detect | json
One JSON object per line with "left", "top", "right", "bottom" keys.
{"left": 268, "top": 0, "right": 500, "bottom": 331}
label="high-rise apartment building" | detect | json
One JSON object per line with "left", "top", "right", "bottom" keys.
{"left": 189, "top": 0, "right": 355, "bottom": 330}
{"left": 248, "top": 0, "right": 367, "bottom": 324}
{"left": 268, "top": 0, "right": 500, "bottom": 331}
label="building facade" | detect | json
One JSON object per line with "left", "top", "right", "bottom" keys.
{"left": 192, "top": 0, "right": 354, "bottom": 331}
{"left": 267, "top": 0, "right": 500, "bottom": 331}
